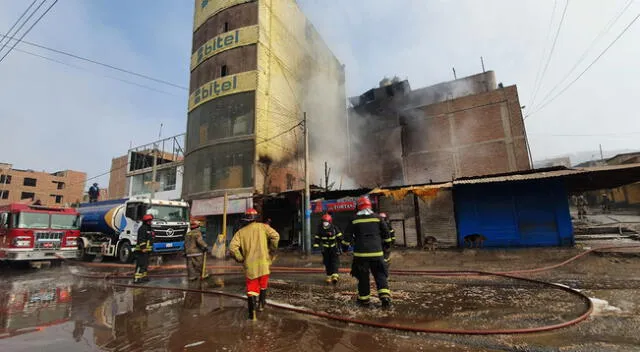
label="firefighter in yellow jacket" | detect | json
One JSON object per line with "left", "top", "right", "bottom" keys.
{"left": 185, "top": 219, "right": 210, "bottom": 281}
{"left": 229, "top": 208, "right": 280, "bottom": 320}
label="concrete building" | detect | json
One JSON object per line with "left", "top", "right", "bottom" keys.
{"left": 0, "top": 163, "right": 86, "bottom": 207}
{"left": 348, "top": 71, "right": 532, "bottom": 187}
{"left": 184, "top": 0, "right": 346, "bottom": 235}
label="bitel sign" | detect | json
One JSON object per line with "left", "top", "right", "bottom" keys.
{"left": 311, "top": 197, "right": 377, "bottom": 213}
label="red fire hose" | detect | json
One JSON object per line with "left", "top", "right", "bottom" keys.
{"left": 62, "top": 244, "right": 640, "bottom": 335}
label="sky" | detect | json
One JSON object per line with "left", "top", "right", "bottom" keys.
{"left": 0, "top": 0, "right": 639, "bottom": 189}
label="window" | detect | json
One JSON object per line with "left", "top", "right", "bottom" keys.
{"left": 220, "top": 64, "right": 228, "bottom": 77}
{"left": 23, "top": 178, "right": 37, "bottom": 187}
{"left": 21, "top": 192, "right": 35, "bottom": 200}
{"left": 53, "top": 181, "right": 65, "bottom": 190}
{"left": 223, "top": 22, "right": 229, "bottom": 32}
{"left": 0, "top": 190, "right": 8, "bottom": 199}
{"left": 125, "top": 202, "right": 147, "bottom": 221}
{"left": 286, "top": 174, "right": 294, "bottom": 190}
{"left": 0, "top": 174, "right": 11, "bottom": 184}
{"left": 51, "top": 194, "right": 63, "bottom": 204}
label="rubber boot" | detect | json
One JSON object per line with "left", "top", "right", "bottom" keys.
{"left": 247, "top": 296, "right": 257, "bottom": 321}
{"left": 258, "top": 289, "right": 267, "bottom": 312}
{"left": 356, "top": 299, "right": 370, "bottom": 307}
{"left": 325, "top": 276, "right": 332, "bottom": 284}
{"left": 331, "top": 274, "right": 339, "bottom": 285}
{"left": 380, "top": 296, "right": 392, "bottom": 309}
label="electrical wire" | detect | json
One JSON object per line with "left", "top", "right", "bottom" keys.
{"left": 528, "top": 0, "right": 559, "bottom": 109}
{"left": 0, "top": 33, "right": 187, "bottom": 90}
{"left": 528, "top": 12, "right": 640, "bottom": 117}
{"left": 12, "top": 46, "right": 183, "bottom": 97}
{"left": 530, "top": 0, "right": 570, "bottom": 109}
{"left": 535, "top": 0, "right": 634, "bottom": 111}
{"left": 0, "top": 0, "right": 38, "bottom": 53}
{"left": 0, "top": 0, "right": 58, "bottom": 64}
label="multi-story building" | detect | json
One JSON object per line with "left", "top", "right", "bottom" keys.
{"left": 184, "top": 0, "right": 346, "bottom": 235}
{"left": 107, "top": 155, "right": 129, "bottom": 200}
{"left": 348, "top": 71, "right": 532, "bottom": 187}
{"left": 0, "top": 163, "right": 86, "bottom": 207}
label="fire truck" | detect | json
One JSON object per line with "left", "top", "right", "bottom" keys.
{"left": 0, "top": 203, "right": 80, "bottom": 263}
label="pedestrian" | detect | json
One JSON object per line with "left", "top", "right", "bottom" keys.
{"left": 602, "top": 193, "right": 611, "bottom": 214}
{"left": 229, "top": 208, "right": 280, "bottom": 320}
{"left": 577, "top": 194, "right": 588, "bottom": 220}
{"left": 134, "top": 214, "right": 154, "bottom": 284}
{"left": 185, "top": 219, "right": 210, "bottom": 281}
{"left": 378, "top": 212, "right": 395, "bottom": 266}
{"left": 88, "top": 183, "right": 100, "bottom": 203}
{"left": 343, "top": 196, "right": 393, "bottom": 308}
{"left": 313, "top": 213, "right": 343, "bottom": 284}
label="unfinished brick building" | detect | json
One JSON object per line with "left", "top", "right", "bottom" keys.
{"left": 348, "top": 71, "right": 532, "bottom": 187}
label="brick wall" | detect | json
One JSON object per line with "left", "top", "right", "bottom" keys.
{"left": 0, "top": 167, "right": 86, "bottom": 207}
{"left": 108, "top": 155, "right": 128, "bottom": 199}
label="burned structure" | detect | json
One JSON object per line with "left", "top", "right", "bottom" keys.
{"left": 348, "top": 71, "right": 532, "bottom": 187}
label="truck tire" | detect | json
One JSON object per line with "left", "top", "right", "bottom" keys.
{"left": 78, "top": 240, "right": 95, "bottom": 262}
{"left": 118, "top": 241, "right": 134, "bottom": 264}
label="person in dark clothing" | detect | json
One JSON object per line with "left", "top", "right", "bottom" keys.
{"left": 379, "top": 213, "right": 395, "bottom": 266}
{"left": 134, "top": 214, "right": 154, "bottom": 284}
{"left": 313, "top": 213, "right": 343, "bottom": 284}
{"left": 343, "top": 196, "right": 393, "bottom": 308}
{"left": 88, "top": 183, "right": 100, "bottom": 203}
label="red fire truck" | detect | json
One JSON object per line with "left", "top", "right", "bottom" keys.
{"left": 0, "top": 203, "right": 80, "bottom": 263}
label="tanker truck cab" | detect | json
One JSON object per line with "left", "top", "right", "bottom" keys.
{"left": 77, "top": 197, "right": 189, "bottom": 263}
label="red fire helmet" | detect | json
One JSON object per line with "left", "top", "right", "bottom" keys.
{"left": 357, "top": 196, "right": 372, "bottom": 211}
{"left": 142, "top": 214, "right": 153, "bottom": 222}
{"left": 321, "top": 214, "right": 332, "bottom": 222}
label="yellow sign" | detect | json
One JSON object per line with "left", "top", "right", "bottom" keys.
{"left": 188, "top": 71, "right": 258, "bottom": 112}
{"left": 191, "top": 25, "right": 258, "bottom": 70}
{"left": 193, "top": 0, "right": 253, "bottom": 32}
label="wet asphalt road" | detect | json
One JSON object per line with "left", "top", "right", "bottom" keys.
{"left": 1, "top": 248, "right": 640, "bottom": 352}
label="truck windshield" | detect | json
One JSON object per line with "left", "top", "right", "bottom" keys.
{"left": 17, "top": 212, "right": 50, "bottom": 229}
{"left": 147, "top": 205, "right": 188, "bottom": 222}
{"left": 51, "top": 214, "right": 80, "bottom": 230}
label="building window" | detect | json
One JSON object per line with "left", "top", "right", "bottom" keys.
{"left": 0, "top": 190, "right": 8, "bottom": 199}
{"left": 220, "top": 64, "right": 228, "bottom": 77}
{"left": 21, "top": 192, "right": 35, "bottom": 200}
{"left": 0, "top": 175, "right": 11, "bottom": 184}
{"left": 53, "top": 181, "right": 65, "bottom": 190}
{"left": 51, "top": 194, "right": 63, "bottom": 204}
{"left": 23, "top": 178, "right": 37, "bottom": 187}
{"left": 286, "top": 174, "right": 294, "bottom": 190}
{"left": 223, "top": 22, "right": 229, "bottom": 32}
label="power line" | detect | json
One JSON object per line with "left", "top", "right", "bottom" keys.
{"left": 530, "top": 0, "right": 570, "bottom": 109}
{"left": 528, "top": 12, "right": 640, "bottom": 117}
{"left": 0, "top": 0, "right": 38, "bottom": 53}
{"left": 0, "top": 0, "right": 58, "bottom": 64}
{"left": 528, "top": 0, "right": 558, "bottom": 108}
{"left": 535, "top": 0, "right": 634, "bottom": 110}
{"left": 0, "top": 33, "right": 187, "bottom": 90}
{"left": 530, "top": 131, "right": 640, "bottom": 137}
{"left": 13, "top": 46, "right": 183, "bottom": 97}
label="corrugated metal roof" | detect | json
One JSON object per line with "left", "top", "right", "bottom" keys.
{"left": 453, "top": 163, "right": 640, "bottom": 185}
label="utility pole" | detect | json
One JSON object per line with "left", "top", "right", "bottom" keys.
{"left": 452, "top": 67, "right": 457, "bottom": 79}
{"left": 303, "top": 112, "right": 311, "bottom": 255}
{"left": 324, "top": 161, "right": 331, "bottom": 191}
{"left": 599, "top": 144, "right": 604, "bottom": 163}
{"left": 150, "top": 143, "right": 158, "bottom": 200}
{"left": 480, "top": 56, "right": 486, "bottom": 73}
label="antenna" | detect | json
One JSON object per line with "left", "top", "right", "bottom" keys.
{"left": 159, "top": 123, "right": 163, "bottom": 139}
{"left": 480, "top": 56, "right": 486, "bottom": 72}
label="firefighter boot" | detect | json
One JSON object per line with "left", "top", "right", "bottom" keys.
{"left": 247, "top": 296, "right": 257, "bottom": 321}
{"left": 380, "top": 296, "right": 392, "bottom": 309}
{"left": 258, "top": 289, "right": 267, "bottom": 312}
{"left": 325, "top": 276, "right": 333, "bottom": 284}
{"left": 331, "top": 274, "right": 339, "bottom": 285}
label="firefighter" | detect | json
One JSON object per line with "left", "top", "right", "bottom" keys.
{"left": 229, "top": 208, "right": 280, "bottom": 320}
{"left": 313, "top": 213, "right": 343, "bottom": 284}
{"left": 134, "top": 214, "right": 154, "bottom": 284}
{"left": 185, "top": 219, "right": 210, "bottom": 281}
{"left": 577, "top": 194, "right": 588, "bottom": 220}
{"left": 343, "top": 196, "right": 392, "bottom": 308}
{"left": 379, "top": 213, "right": 395, "bottom": 266}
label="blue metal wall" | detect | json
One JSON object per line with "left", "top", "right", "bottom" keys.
{"left": 454, "top": 179, "right": 573, "bottom": 248}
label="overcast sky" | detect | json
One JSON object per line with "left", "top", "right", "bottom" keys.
{"left": 0, "top": 0, "right": 639, "bottom": 189}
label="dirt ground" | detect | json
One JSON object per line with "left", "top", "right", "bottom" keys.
{"left": 2, "top": 245, "right": 640, "bottom": 351}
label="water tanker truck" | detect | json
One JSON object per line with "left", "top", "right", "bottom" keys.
{"left": 76, "top": 196, "right": 189, "bottom": 263}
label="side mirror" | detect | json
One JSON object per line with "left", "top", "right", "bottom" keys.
{"left": 0, "top": 213, "right": 7, "bottom": 228}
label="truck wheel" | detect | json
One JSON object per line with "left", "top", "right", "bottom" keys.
{"left": 78, "top": 241, "right": 95, "bottom": 262}
{"left": 118, "top": 242, "right": 133, "bottom": 264}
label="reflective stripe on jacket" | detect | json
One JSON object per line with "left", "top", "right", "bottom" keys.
{"left": 343, "top": 214, "right": 391, "bottom": 257}
{"left": 313, "top": 224, "right": 343, "bottom": 249}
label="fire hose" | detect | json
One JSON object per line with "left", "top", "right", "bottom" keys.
{"left": 60, "top": 244, "right": 640, "bottom": 335}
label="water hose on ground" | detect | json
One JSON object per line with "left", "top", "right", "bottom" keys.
{"left": 60, "top": 244, "right": 640, "bottom": 335}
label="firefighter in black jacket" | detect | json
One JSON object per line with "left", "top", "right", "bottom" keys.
{"left": 379, "top": 213, "right": 395, "bottom": 266}
{"left": 343, "top": 196, "right": 393, "bottom": 308}
{"left": 134, "top": 214, "right": 154, "bottom": 284}
{"left": 313, "top": 213, "right": 343, "bottom": 284}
